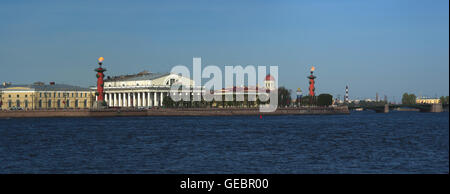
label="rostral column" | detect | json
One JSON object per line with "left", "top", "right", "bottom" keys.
{"left": 95, "top": 57, "right": 106, "bottom": 103}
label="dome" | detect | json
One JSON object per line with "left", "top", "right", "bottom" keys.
{"left": 265, "top": 74, "right": 275, "bottom": 81}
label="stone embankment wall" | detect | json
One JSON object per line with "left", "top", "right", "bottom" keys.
{"left": 0, "top": 106, "right": 349, "bottom": 118}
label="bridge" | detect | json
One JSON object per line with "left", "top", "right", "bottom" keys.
{"left": 349, "top": 104, "right": 444, "bottom": 113}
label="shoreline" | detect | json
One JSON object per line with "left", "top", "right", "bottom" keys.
{"left": 0, "top": 106, "right": 349, "bottom": 118}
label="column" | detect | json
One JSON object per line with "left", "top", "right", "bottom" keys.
{"left": 142, "top": 92, "right": 147, "bottom": 107}
{"left": 108, "top": 93, "right": 112, "bottom": 106}
{"left": 118, "top": 93, "right": 122, "bottom": 107}
{"left": 154, "top": 92, "right": 158, "bottom": 107}
{"left": 111, "top": 93, "right": 115, "bottom": 107}
{"left": 147, "top": 92, "right": 152, "bottom": 107}
{"left": 110, "top": 93, "right": 113, "bottom": 107}
{"left": 160, "top": 92, "right": 164, "bottom": 106}
{"left": 120, "top": 93, "right": 123, "bottom": 107}
{"left": 123, "top": 93, "right": 127, "bottom": 107}
{"left": 123, "top": 93, "right": 126, "bottom": 107}
{"left": 142, "top": 93, "right": 145, "bottom": 107}
{"left": 114, "top": 93, "right": 119, "bottom": 106}
{"left": 127, "top": 93, "right": 131, "bottom": 107}
{"left": 132, "top": 93, "right": 136, "bottom": 107}
{"left": 137, "top": 92, "right": 141, "bottom": 107}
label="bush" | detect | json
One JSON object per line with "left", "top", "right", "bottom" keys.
{"left": 317, "top": 94, "right": 333, "bottom": 106}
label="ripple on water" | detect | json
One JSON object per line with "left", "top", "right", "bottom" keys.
{"left": 0, "top": 111, "right": 448, "bottom": 173}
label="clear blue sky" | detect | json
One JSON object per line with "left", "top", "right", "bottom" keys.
{"left": 0, "top": 0, "right": 448, "bottom": 101}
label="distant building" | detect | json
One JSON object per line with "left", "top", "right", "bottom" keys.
{"left": 210, "top": 74, "right": 274, "bottom": 108}
{"left": 264, "top": 74, "right": 276, "bottom": 90}
{"left": 100, "top": 71, "right": 197, "bottom": 107}
{"left": 364, "top": 98, "right": 375, "bottom": 102}
{"left": 0, "top": 82, "right": 94, "bottom": 110}
{"left": 212, "top": 86, "right": 261, "bottom": 107}
{"left": 416, "top": 97, "right": 440, "bottom": 104}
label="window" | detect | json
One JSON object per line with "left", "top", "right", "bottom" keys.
{"left": 66, "top": 100, "right": 70, "bottom": 108}
{"left": 8, "top": 95, "right": 11, "bottom": 98}
{"left": 48, "top": 100, "right": 52, "bottom": 108}
{"left": 168, "top": 79, "right": 176, "bottom": 86}
{"left": 38, "top": 100, "right": 42, "bottom": 108}
{"left": 57, "top": 100, "right": 61, "bottom": 108}
{"left": 39, "top": 93, "right": 42, "bottom": 98}
{"left": 25, "top": 95, "right": 28, "bottom": 98}
{"left": 58, "top": 93, "right": 60, "bottom": 98}
{"left": 8, "top": 100, "right": 12, "bottom": 107}
{"left": 25, "top": 100, "right": 28, "bottom": 108}
{"left": 17, "top": 94, "right": 19, "bottom": 98}
{"left": 76, "top": 93, "right": 78, "bottom": 98}
{"left": 75, "top": 100, "right": 79, "bottom": 108}
{"left": 16, "top": 100, "right": 20, "bottom": 107}
{"left": 84, "top": 100, "right": 87, "bottom": 108}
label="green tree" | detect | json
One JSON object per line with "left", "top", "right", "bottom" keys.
{"left": 300, "top": 95, "right": 313, "bottom": 106}
{"left": 402, "top": 93, "right": 417, "bottom": 105}
{"left": 439, "top": 96, "right": 449, "bottom": 105}
{"left": 163, "top": 96, "right": 175, "bottom": 108}
{"left": 402, "top": 93, "right": 408, "bottom": 104}
{"left": 277, "top": 87, "right": 292, "bottom": 107}
{"left": 317, "top": 93, "right": 333, "bottom": 107}
{"left": 408, "top": 93, "right": 416, "bottom": 104}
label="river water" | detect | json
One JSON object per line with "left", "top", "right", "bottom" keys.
{"left": 0, "top": 111, "right": 448, "bottom": 173}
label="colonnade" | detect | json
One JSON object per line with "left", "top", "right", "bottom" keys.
{"left": 104, "top": 91, "right": 166, "bottom": 108}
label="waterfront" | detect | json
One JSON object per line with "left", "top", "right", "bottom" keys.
{"left": 0, "top": 111, "right": 448, "bottom": 173}
{"left": 0, "top": 107, "right": 349, "bottom": 118}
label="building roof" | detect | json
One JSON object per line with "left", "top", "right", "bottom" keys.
{"left": 0, "top": 83, "right": 91, "bottom": 91}
{"left": 265, "top": 74, "right": 275, "bottom": 81}
{"left": 105, "top": 71, "right": 170, "bottom": 82}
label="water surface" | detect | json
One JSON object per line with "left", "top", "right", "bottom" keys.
{"left": 0, "top": 111, "right": 448, "bottom": 173}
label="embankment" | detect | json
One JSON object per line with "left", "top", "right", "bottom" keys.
{"left": 0, "top": 106, "right": 349, "bottom": 118}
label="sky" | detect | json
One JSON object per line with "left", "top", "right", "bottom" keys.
{"left": 0, "top": 0, "right": 448, "bottom": 101}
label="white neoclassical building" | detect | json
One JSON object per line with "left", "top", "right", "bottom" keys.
{"left": 98, "top": 71, "right": 196, "bottom": 108}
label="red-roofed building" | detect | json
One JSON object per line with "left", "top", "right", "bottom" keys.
{"left": 264, "top": 74, "right": 275, "bottom": 90}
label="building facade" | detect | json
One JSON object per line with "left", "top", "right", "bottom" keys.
{"left": 100, "top": 72, "right": 276, "bottom": 108}
{"left": 208, "top": 74, "right": 274, "bottom": 108}
{"left": 0, "top": 82, "right": 95, "bottom": 110}
{"left": 100, "top": 71, "right": 197, "bottom": 108}
{"left": 416, "top": 97, "right": 441, "bottom": 104}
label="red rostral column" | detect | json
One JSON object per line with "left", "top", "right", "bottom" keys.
{"left": 308, "top": 66, "right": 316, "bottom": 97}
{"left": 95, "top": 57, "right": 106, "bottom": 102}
